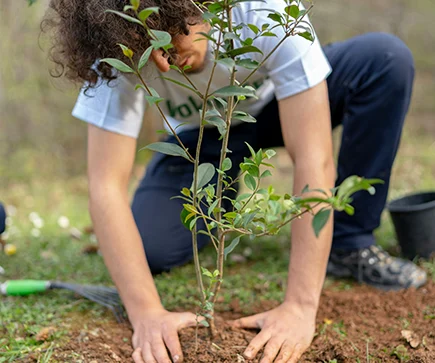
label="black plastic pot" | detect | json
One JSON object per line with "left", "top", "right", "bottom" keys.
{"left": 387, "top": 191, "right": 435, "bottom": 259}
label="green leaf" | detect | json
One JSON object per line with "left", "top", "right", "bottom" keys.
{"left": 215, "top": 58, "right": 235, "bottom": 71}
{"left": 337, "top": 176, "right": 384, "bottom": 201}
{"left": 261, "top": 170, "right": 272, "bottom": 178}
{"left": 181, "top": 188, "right": 191, "bottom": 197}
{"left": 267, "top": 12, "right": 283, "bottom": 24}
{"left": 144, "top": 86, "right": 164, "bottom": 106}
{"left": 208, "top": 199, "right": 219, "bottom": 217}
{"left": 138, "top": 7, "right": 159, "bottom": 22}
{"left": 298, "top": 31, "right": 315, "bottom": 42}
{"left": 194, "top": 163, "right": 216, "bottom": 190}
{"left": 223, "top": 211, "right": 237, "bottom": 220}
{"left": 199, "top": 319, "right": 210, "bottom": 327}
{"left": 180, "top": 207, "right": 194, "bottom": 230}
{"left": 142, "top": 142, "right": 189, "bottom": 160}
{"left": 244, "top": 174, "right": 257, "bottom": 191}
{"left": 248, "top": 23, "right": 259, "bottom": 35}
{"left": 245, "top": 142, "right": 256, "bottom": 159}
{"left": 224, "top": 236, "right": 241, "bottom": 260}
{"left": 241, "top": 163, "right": 259, "bottom": 178}
{"left": 237, "top": 59, "right": 259, "bottom": 70}
{"left": 287, "top": 5, "right": 300, "bottom": 19}
{"left": 222, "top": 158, "right": 232, "bottom": 172}
{"left": 138, "top": 46, "right": 153, "bottom": 70}
{"left": 265, "top": 149, "right": 276, "bottom": 159}
{"left": 130, "top": 0, "right": 140, "bottom": 11}
{"left": 201, "top": 266, "right": 213, "bottom": 278}
{"left": 312, "top": 209, "right": 331, "bottom": 238}
{"left": 100, "top": 58, "right": 134, "bottom": 73}
{"left": 118, "top": 44, "right": 134, "bottom": 58}
{"left": 344, "top": 204, "right": 355, "bottom": 216}
{"left": 105, "top": 10, "right": 143, "bottom": 26}
{"left": 233, "top": 111, "right": 257, "bottom": 123}
{"left": 213, "top": 85, "right": 256, "bottom": 98}
{"left": 149, "top": 29, "right": 172, "bottom": 50}
{"left": 227, "top": 45, "right": 263, "bottom": 57}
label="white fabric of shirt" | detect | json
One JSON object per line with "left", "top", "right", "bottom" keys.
{"left": 72, "top": 0, "right": 332, "bottom": 139}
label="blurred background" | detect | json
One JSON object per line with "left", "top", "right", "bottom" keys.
{"left": 0, "top": 0, "right": 434, "bottom": 243}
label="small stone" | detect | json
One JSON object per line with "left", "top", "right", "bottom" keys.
{"left": 70, "top": 227, "right": 82, "bottom": 240}
{"left": 401, "top": 330, "right": 420, "bottom": 348}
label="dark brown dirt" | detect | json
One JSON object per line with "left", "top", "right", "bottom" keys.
{"left": 29, "top": 281, "right": 435, "bottom": 362}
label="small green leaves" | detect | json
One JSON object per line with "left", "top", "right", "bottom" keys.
{"left": 118, "top": 44, "right": 134, "bottom": 59}
{"left": 199, "top": 319, "right": 210, "bottom": 327}
{"left": 312, "top": 209, "right": 331, "bottom": 238}
{"left": 142, "top": 142, "right": 189, "bottom": 160}
{"left": 337, "top": 176, "right": 383, "bottom": 202}
{"left": 100, "top": 58, "right": 134, "bottom": 73}
{"left": 138, "top": 46, "right": 153, "bottom": 70}
{"left": 138, "top": 7, "right": 159, "bottom": 22}
{"left": 298, "top": 31, "right": 315, "bottom": 42}
{"left": 268, "top": 12, "right": 283, "bottom": 24}
{"left": 265, "top": 150, "right": 276, "bottom": 159}
{"left": 215, "top": 58, "right": 236, "bottom": 72}
{"left": 286, "top": 5, "right": 300, "bottom": 19}
{"left": 232, "top": 111, "right": 257, "bottom": 123}
{"left": 222, "top": 158, "right": 232, "bottom": 172}
{"left": 193, "top": 163, "right": 216, "bottom": 190}
{"left": 144, "top": 86, "right": 164, "bottom": 106}
{"left": 181, "top": 188, "right": 191, "bottom": 197}
{"left": 224, "top": 236, "right": 241, "bottom": 260}
{"left": 149, "top": 29, "right": 172, "bottom": 51}
{"left": 129, "top": 0, "right": 140, "bottom": 11}
{"left": 180, "top": 207, "right": 195, "bottom": 230}
{"left": 213, "top": 86, "right": 256, "bottom": 98}
{"left": 227, "top": 45, "right": 263, "bottom": 57}
{"left": 244, "top": 174, "right": 257, "bottom": 191}
{"left": 237, "top": 59, "right": 259, "bottom": 70}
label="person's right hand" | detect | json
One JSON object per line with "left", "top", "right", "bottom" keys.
{"left": 131, "top": 308, "right": 198, "bottom": 363}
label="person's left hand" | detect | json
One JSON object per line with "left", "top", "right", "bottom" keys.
{"left": 230, "top": 302, "right": 316, "bottom": 362}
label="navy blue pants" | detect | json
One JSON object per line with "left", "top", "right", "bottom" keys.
{"left": 132, "top": 33, "right": 415, "bottom": 274}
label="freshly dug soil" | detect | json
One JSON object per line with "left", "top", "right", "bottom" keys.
{"left": 34, "top": 281, "right": 434, "bottom": 362}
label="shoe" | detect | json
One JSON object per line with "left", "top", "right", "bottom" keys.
{"left": 327, "top": 245, "right": 427, "bottom": 291}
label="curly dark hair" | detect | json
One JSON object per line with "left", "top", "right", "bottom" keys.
{"left": 43, "top": 0, "right": 207, "bottom": 88}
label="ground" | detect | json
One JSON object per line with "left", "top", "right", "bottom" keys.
{"left": 1, "top": 112, "right": 435, "bottom": 362}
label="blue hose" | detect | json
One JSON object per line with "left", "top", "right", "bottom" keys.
{"left": 0, "top": 203, "right": 6, "bottom": 235}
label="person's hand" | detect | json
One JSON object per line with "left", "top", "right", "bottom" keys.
{"left": 230, "top": 302, "right": 316, "bottom": 362}
{"left": 131, "top": 308, "right": 198, "bottom": 363}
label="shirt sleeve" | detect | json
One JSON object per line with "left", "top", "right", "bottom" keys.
{"left": 252, "top": 1, "right": 332, "bottom": 100}
{"left": 72, "top": 75, "right": 146, "bottom": 139}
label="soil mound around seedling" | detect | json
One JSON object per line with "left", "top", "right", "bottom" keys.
{"left": 31, "top": 281, "right": 434, "bottom": 362}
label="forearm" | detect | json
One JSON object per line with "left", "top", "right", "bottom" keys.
{"left": 284, "top": 158, "right": 335, "bottom": 311}
{"left": 89, "top": 190, "right": 163, "bottom": 323}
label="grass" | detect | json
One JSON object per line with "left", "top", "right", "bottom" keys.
{"left": 1, "top": 119, "right": 434, "bottom": 361}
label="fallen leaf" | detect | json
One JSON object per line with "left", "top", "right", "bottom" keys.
{"left": 401, "top": 329, "right": 420, "bottom": 348}
{"left": 35, "top": 326, "right": 56, "bottom": 342}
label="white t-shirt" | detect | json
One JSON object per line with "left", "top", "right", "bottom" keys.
{"left": 72, "top": 0, "right": 331, "bottom": 139}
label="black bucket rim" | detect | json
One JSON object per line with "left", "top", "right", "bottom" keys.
{"left": 387, "top": 191, "right": 435, "bottom": 213}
